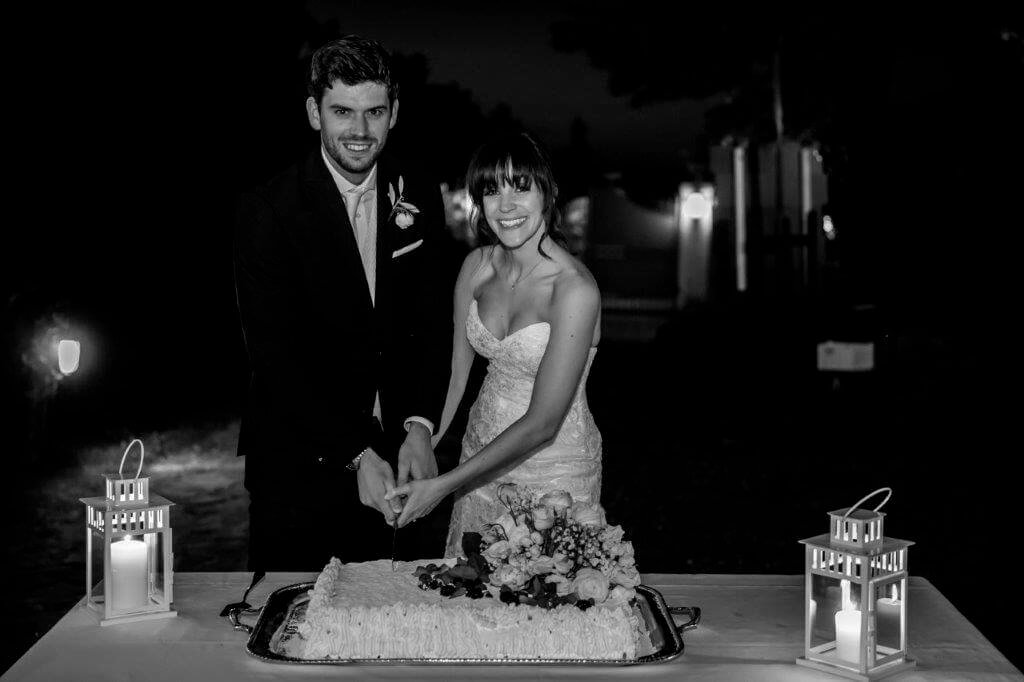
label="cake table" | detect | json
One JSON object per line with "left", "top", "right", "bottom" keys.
{"left": 2, "top": 573, "right": 1019, "bottom": 681}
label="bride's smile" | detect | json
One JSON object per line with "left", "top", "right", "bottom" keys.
{"left": 483, "top": 175, "right": 545, "bottom": 250}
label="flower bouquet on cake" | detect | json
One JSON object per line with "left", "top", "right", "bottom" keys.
{"left": 416, "top": 486, "right": 640, "bottom": 610}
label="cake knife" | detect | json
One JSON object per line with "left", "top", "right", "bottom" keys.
{"left": 391, "top": 524, "right": 398, "bottom": 572}
{"left": 390, "top": 494, "right": 404, "bottom": 571}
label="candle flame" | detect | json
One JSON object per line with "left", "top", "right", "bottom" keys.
{"left": 891, "top": 583, "right": 898, "bottom": 601}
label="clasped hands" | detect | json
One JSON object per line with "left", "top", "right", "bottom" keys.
{"left": 356, "top": 422, "right": 443, "bottom": 527}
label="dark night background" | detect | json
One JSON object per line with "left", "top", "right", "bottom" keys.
{"left": 2, "top": 2, "right": 1022, "bottom": 674}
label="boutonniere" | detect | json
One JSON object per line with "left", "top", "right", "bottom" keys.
{"left": 387, "top": 175, "right": 420, "bottom": 229}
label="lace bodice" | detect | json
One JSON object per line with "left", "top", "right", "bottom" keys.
{"left": 444, "top": 299, "right": 602, "bottom": 557}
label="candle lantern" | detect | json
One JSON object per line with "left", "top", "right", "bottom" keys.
{"left": 80, "top": 439, "right": 176, "bottom": 625}
{"left": 797, "top": 488, "right": 915, "bottom": 680}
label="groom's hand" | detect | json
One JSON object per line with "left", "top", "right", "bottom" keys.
{"left": 356, "top": 449, "right": 403, "bottom": 526}
{"left": 397, "top": 422, "right": 438, "bottom": 487}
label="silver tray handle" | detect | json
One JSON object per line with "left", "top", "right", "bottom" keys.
{"left": 224, "top": 602, "right": 264, "bottom": 634}
{"left": 221, "top": 570, "right": 268, "bottom": 635}
{"left": 668, "top": 605, "right": 701, "bottom": 633}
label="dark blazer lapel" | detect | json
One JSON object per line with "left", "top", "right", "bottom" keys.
{"left": 300, "top": 151, "right": 374, "bottom": 313}
{"left": 374, "top": 161, "right": 393, "bottom": 317}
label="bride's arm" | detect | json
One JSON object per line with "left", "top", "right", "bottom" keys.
{"left": 424, "top": 274, "right": 599, "bottom": 505}
{"left": 433, "top": 248, "right": 487, "bottom": 446}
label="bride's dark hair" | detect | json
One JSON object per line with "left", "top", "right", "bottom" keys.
{"left": 465, "top": 131, "right": 568, "bottom": 257}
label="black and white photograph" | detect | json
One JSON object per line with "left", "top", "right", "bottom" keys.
{"left": 3, "top": 3, "right": 1022, "bottom": 679}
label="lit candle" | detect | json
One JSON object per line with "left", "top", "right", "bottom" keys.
{"left": 809, "top": 598, "right": 818, "bottom": 627}
{"left": 835, "top": 580, "right": 862, "bottom": 663}
{"left": 111, "top": 536, "right": 148, "bottom": 611}
{"left": 876, "top": 583, "right": 902, "bottom": 646}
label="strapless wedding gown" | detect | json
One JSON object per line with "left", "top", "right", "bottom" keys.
{"left": 444, "top": 299, "right": 602, "bottom": 557}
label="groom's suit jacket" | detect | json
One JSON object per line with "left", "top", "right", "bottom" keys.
{"left": 233, "top": 148, "right": 452, "bottom": 495}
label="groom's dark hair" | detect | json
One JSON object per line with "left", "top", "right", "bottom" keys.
{"left": 307, "top": 35, "right": 399, "bottom": 105}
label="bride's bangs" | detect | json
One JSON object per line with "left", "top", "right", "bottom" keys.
{"left": 492, "top": 158, "right": 538, "bottom": 194}
{"left": 467, "top": 136, "right": 551, "bottom": 201}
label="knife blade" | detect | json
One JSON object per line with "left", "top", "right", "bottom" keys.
{"left": 390, "top": 494, "right": 404, "bottom": 571}
{"left": 391, "top": 524, "right": 398, "bottom": 572}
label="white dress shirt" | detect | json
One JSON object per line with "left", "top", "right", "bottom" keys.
{"left": 320, "top": 146, "right": 434, "bottom": 437}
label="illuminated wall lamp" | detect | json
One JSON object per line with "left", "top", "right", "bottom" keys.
{"left": 58, "top": 339, "right": 81, "bottom": 375}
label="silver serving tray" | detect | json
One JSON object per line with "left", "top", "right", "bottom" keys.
{"left": 231, "top": 581, "right": 700, "bottom": 666}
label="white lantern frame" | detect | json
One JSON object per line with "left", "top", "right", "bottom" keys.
{"left": 80, "top": 440, "right": 176, "bottom": 625}
{"left": 797, "top": 488, "right": 915, "bottom": 681}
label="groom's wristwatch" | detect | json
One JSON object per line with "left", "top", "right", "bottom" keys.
{"left": 347, "top": 416, "right": 385, "bottom": 472}
{"left": 346, "top": 447, "right": 372, "bottom": 472}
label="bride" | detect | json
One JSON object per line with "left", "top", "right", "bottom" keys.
{"left": 388, "top": 131, "right": 603, "bottom": 556}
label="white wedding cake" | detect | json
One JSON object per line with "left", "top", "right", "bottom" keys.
{"left": 294, "top": 558, "right": 643, "bottom": 660}
{"left": 290, "top": 489, "right": 646, "bottom": 661}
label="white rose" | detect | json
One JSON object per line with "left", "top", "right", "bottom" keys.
{"left": 570, "top": 502, "right": 605, "bottom": 527}
{"left": 507, "top": 523, "right": 531, "bottom": 547}
{"left": 546, "top": 573, "right": 572, "bottom": 596}
{"left": 528, "top": 555, "right": 556, "bottom": 575}
{"left": 482, "top": 540, "right": 511, "bottom": 563}
{"left": 532, "top": 506, "right": 555, "bottom": 530}
{"left": 490, "top": 564, "right": 528, "bottom": 590}
{"left": 572, "top": 568, "right": 610, "bottom": 603}
{"left": 495, "top": 513, "right": 518, "bottom": 537}
{"left": 553, "top": 555, "right": 574, "bottom": 574}
{"left": 600, "top": 525, "right": 625, "bottom": 544}
{"left": 618, "top": 554, "right": 636, "bottom": 568}
{"left": 537, "top": 490, "right": 573, "bottom": 512}
{"left": 612, "top": 566, "right": 641, "bottom": 588}
{"left": 395, "top": 211, "right": 415, "bottom": 228}
{"left": 609, "top": 585, "right": 636, "bottom": 603}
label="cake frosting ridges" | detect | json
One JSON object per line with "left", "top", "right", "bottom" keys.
{"left": 296, "top": 558, "right": 640, "bottom": 660}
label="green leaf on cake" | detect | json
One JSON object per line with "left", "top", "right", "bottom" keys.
{"left": 448, "top": 564, "right": 479, "bottom": 581}
{"left": 461, "top": 532, "right": 483, "bottom": 558}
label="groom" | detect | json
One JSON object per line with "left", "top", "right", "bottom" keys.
{"left": 233, "top": 35, "right": 452, "bottom": 571}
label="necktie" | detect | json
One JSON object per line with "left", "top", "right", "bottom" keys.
{"left": 342, "top": 187, "right": 382, "bottom": 422}
{"left": 342, "top": 187, "right": 376, "bottom": 305}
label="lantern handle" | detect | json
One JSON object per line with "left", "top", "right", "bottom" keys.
{"left": 118, "top": 439, "right": 145, "bottom": 480}
{"left": 842, "top": 487, "right": 892, "bottom": 522}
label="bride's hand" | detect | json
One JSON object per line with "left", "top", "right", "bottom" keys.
{"left": 386, "top": 475, "right": 449, "bottom": 528}
{"left": 397, "top": 422, "right": 438, "bottom": 486}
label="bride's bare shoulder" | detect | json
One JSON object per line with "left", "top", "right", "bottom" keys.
{"left": 551, "top": 254, "right": 600, "bottom": 312}
{"left": 552, "top": 253, "right": 599, "bottom": 298}
{"left": 459, "top": 245, "right": 497, "bottom": 284}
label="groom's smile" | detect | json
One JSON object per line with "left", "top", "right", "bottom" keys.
{"left": 306, "top": 80, "right": 399, "bottom": 185}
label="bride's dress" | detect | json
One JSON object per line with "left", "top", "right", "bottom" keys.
{"left": 444, "top": 299, "right": 602, "bottom": 557}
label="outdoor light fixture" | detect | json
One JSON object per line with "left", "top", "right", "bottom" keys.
{"left": 680, "top": 183, "right": 715, "bottom": 223}
{"left": 57, "top": 339, "right": 80, "bottom": 375}
{"left": 677, "top": 183, "right": 716, "bottom": 305}
{"left": 823, "top": 215, "right": 837, "bottom": 240}
{"left": 797, "top": 488, "right": 915, "bottom": 680}
{"left": 81, "top": 439, "right": 176, "bottom": 625}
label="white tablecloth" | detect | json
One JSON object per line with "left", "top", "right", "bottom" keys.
{"left": 3, "top": 573, "right": 1020, "bottom": 681}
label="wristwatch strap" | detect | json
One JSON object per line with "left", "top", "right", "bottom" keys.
{"left": 346, "top": 446, "right": 371, "bottom": 472}
{"left": 347, "top": 417, "right": 386, "bottom": 471}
